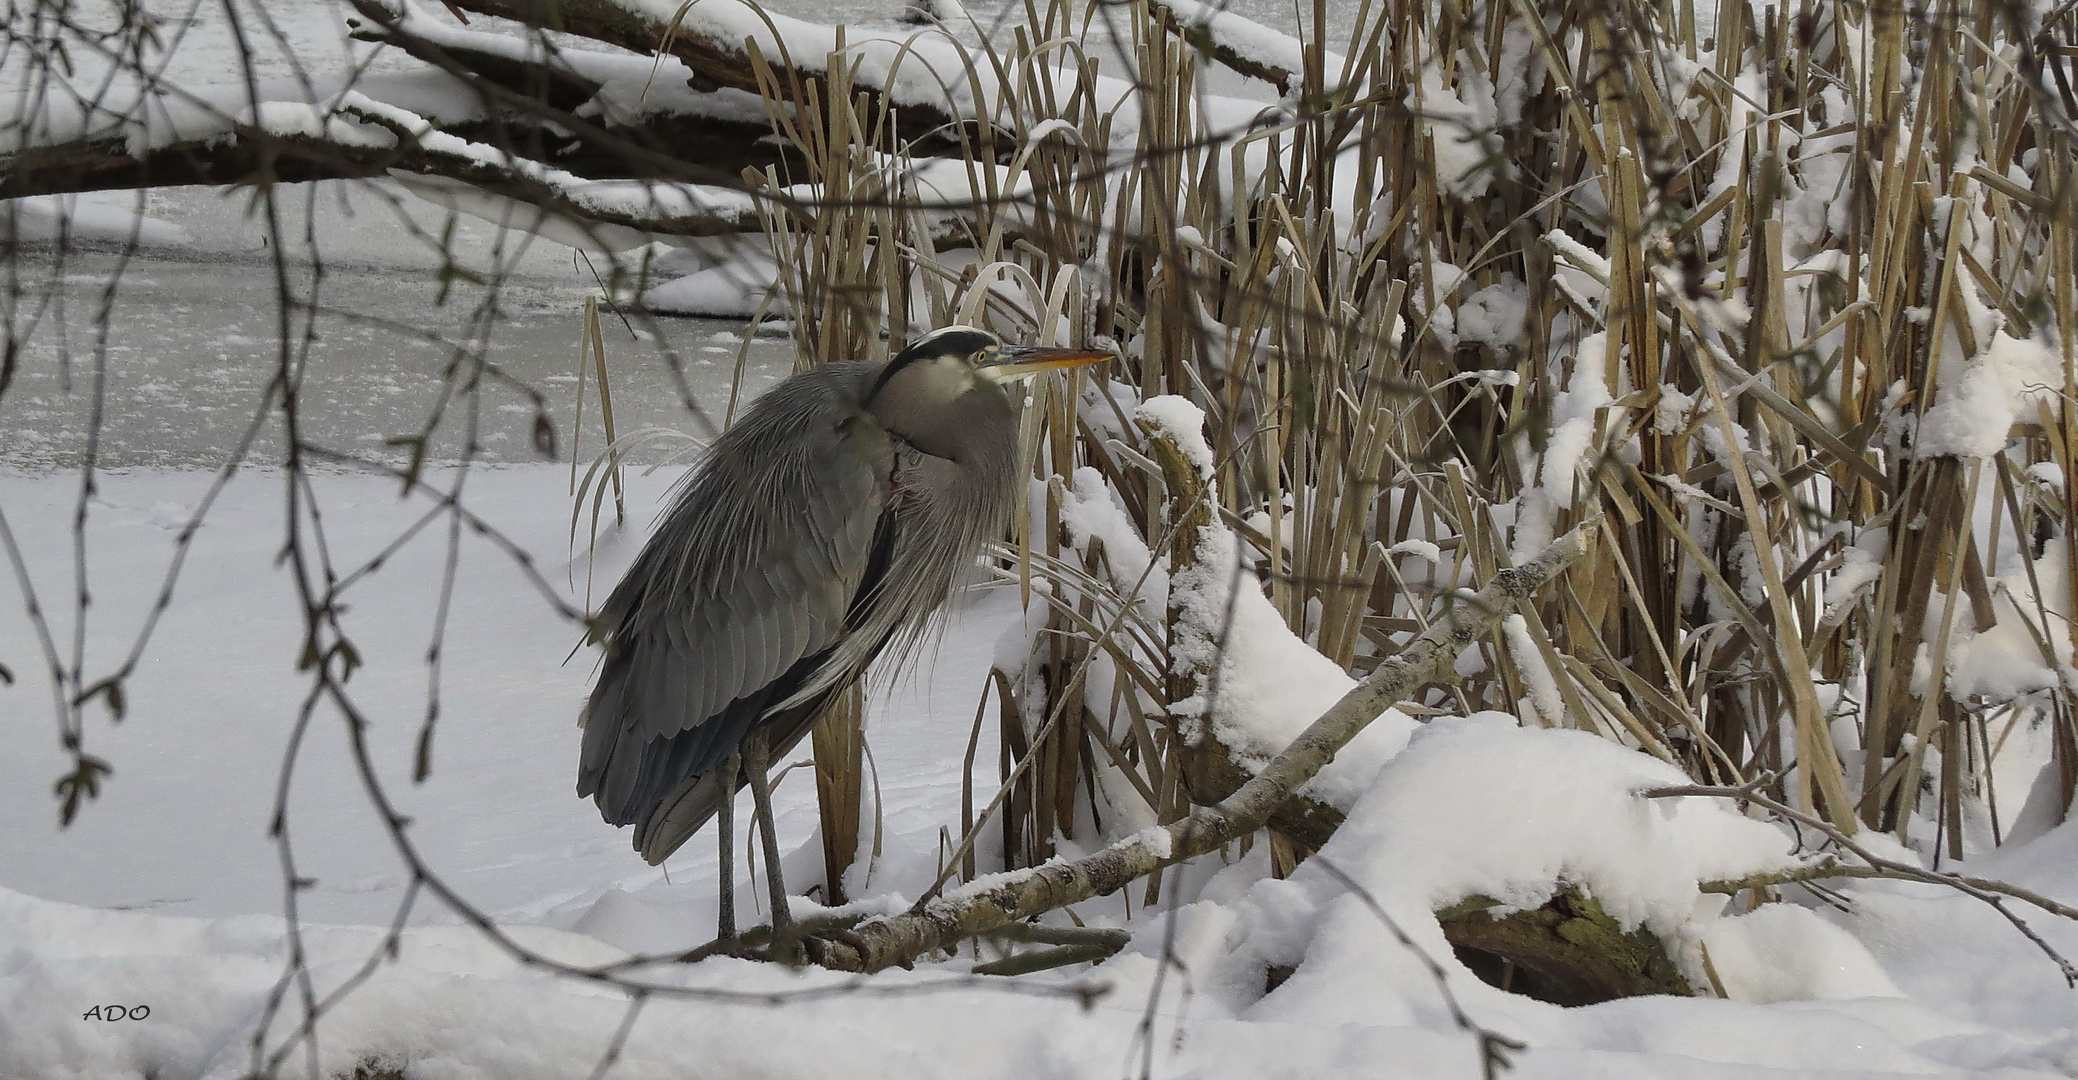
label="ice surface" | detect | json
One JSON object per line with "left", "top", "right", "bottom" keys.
{"left": 0, "top": 181, "right": 794, "bottom": 471}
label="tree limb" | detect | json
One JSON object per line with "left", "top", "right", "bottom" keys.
{"left": 803, "top": 518, "right": 1599, "bottom": 973}
{"left": 0, "top": 130, "right": 391, "bottom": 200}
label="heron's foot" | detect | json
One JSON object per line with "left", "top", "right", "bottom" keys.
{"left": 766, "top": 902, "right": 806, "bottom": 965}
{"left": 800, "top": 925, "right": 876, "bottom": 969}
{"left": 677, "top": 934, "right": 763, "bottom": 964}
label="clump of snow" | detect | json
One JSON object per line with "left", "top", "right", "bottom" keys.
{"left": 1544, "top": 228, "right": 1611, "bottom": 315}
{"left": 1129, "top": 825, "right": 1174, "bottom": 860}
{"left": 1417, "top": 57, "right": 1503, "bottom": 199}
{"left": 1054, "top": 466, "right": 1165, "bottom": 606}
{"left": 1151, "top": 0, "right": 1345, "bottom": 92}
{"left": 1386, "top": 539, "right": 1441, "bottom": 563}
{"left": 1454, "top": 275, "right": 1529, "bottom": 350}
{"left": 1943, "top": 536, "right": 2074, "bottom": 703}
{"left": 254, "top": 89, "right": 450, "bottom": 152}
{"left": 1501, "top": 613, "right": 1565, "bottom": 727}
{"left": 1821, "top": 526, "right": 1889, "bottom": 623}
{"left": 1915, "top": 329, "right": 2063, "bottom": 459}
{"left": 1509, "top": 332, "right": 1616, "bottom": 559}
{"left": 1654, "top": 383, "right": 1696, "bottom": 435}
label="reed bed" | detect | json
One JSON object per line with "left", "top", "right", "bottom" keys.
{"left": 630, "top": 0, "right": 2078, "bottom": 887}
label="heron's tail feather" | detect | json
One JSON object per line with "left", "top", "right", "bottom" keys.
{"left": 629, "top": 691, "right": 840, "bottom": 864}
{"left": 636, "top": 771, "right": 730, "bottom": 865}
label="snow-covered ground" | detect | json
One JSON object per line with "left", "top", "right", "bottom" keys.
{"left": 7, "top": 457, "right": 2078, "bottom": 1079}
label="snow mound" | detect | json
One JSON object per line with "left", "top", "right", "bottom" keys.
{"left": 641, "top": 252, "right": 784, "bottom": 318}
{"left": 1159, "top": 719, "right": 1942, "bottom": 1074}
{"left": 1701, "top": 903, "right": 1905, "bottom": 1004}
{"left": 1173, "top": 536, "right": 1419, "bottom": 809}
{"left": 1220, "top": 719, "right": 1812, "bottom": 1017}
{"left": 1140, "top": 394, "right": 1416, "bottom": 809}
{"left": 3, "top": 193, "right": 191, "bottom": 248}
{"left": 1320, "top": 719, "right": 1800, "bottom": 935}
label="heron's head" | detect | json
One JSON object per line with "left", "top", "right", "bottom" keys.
{"left": 895, "top": 324, "right": 1112, "bottom": 382}
{"left": 867, "top": 325, "right": 1112, "bottom": 458}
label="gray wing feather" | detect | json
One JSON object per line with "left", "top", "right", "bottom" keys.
{"left": 578, "top": 362, "right": 891, "bottom": 814}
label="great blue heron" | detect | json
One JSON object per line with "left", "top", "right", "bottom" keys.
{"left": 577, "top": 325, "right": 1110, "bottom": 942}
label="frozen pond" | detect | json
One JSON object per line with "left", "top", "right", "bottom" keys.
{"left": 2, "top": 182, "right": 796, "bottom": 471}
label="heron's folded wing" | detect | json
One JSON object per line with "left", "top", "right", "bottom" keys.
{"left": 578, "top": 364, "right": 891, "bottom": 811}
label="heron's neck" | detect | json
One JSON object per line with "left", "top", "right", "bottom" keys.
{"left": 866, "top": 356, "right": 1017, "bottom": 463}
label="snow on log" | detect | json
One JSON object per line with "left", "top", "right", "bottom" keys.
{"left": 425, "top": 0, "right": 1277, "bottom": 156}
{"left": 1144, "top": 0, "right": 1344, "bottom": 98}
{"left": 423, "top": 0, "right": 967, "bottom": 140}
{"left": 1128, "top": 397, "right": 1409, "bottom": 850}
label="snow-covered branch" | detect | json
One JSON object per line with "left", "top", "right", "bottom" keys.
{"left": 428, "top": 0, "right": 966, "bottom": 141}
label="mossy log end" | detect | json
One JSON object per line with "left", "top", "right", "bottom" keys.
{"left": 1437, "top": 888, "right": 1693, "bottom": 1006}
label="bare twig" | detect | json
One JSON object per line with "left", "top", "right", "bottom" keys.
{"left": 1649, "top": 783, "right": 2078, "bottom": 986}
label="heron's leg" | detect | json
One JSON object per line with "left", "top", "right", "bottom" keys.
{"left": 741, "top": 727, "right": 794, "bottom": 952}
{"left": 715, "top": 748, "right": 741, "bottom": 942}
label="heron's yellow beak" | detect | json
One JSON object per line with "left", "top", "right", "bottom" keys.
{"left": 980, "top": 345, "right": 1114, "bottom": 381}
